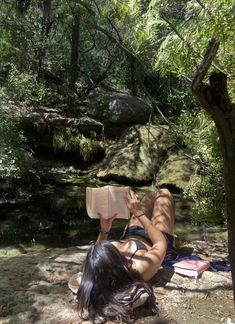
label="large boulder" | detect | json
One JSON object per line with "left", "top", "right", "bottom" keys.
{"left": 20, "top": 92, "right": 153, "bottom": 152}
{"left": 21, "top": 111, "right": 104, "bottom": 149}
{"left": 93, "top": 125, "right": 175, "bottom": 184}
{"left": 155, "top": 149, "right": 198, "bottom": 191}
{"left": 88, "top": 92, "right": 152, "bottom": 124}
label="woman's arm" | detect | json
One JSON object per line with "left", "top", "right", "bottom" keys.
{"left": 125, "top": 189, "right": 166, "bottom": 245}
{"left": 96, "top": 212, "right": 117, "bottom": 244}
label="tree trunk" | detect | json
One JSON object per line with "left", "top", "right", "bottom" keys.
{"left": 222, "top": 135, "right": 235, "bottom": 304}
{"left": 69, "top": 13, "right": 80, "bottom": 93}
{"left": 37, "top": 0, "right": 52, "bottom": 80}
{"left": 192, "top": 39, "right": 235, "bottom": 303}
{"left": 129, "top": 56, "right": 137, "bottom": 96}
{"left": 16, "top": 0, "right": 31, "bottom": 13}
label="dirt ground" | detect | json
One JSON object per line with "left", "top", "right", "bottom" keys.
{"left": 0, "top": 239, "right": 234, "bottom": 324}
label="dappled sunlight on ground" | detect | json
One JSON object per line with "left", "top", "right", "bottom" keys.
{"left": 0, "top": 242, "right": 234, "bottom": 324}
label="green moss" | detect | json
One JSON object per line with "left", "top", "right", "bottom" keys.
{"left": 53, "top": 128, "right": 103, "bottom": 161}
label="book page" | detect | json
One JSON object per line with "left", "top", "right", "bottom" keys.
{"left": 108, "top": 186, "right": 130, "bottom": 219}
{"left": 173, "top": 267, "right": 198, "bottom": 278}
{"left": 86, "top": 186, "right": 109, "bottom": 219}
{"left": 86, "top": 186, "right": 130, "bottom": 219}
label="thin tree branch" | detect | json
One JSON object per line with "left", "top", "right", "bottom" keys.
{"left": 192, "top": 38, "right": 219, "bottom": 92}
{"left": 132, "top": 58, "right": 171, "bottom": 124}
{"left": 195, "top": 0, "right": 207, "bottom": 11}
{"left": 92, "top": 0, "right": 102, "bottom": 15}
{"left": 195, "top": 0, "right": 212, "bottom": 16}
{"left": 107, "top": 18, "right": 123, "bottom": 44}
{"left": 73, "top": 0, "right": 133, "bottom": 57}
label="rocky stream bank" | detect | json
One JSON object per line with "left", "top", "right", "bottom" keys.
{"left": 0, "top": 238, "right": 233, "bottom": 324}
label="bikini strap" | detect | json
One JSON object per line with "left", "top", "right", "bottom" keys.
{"left": 130, "top": 248, "right": 139, "bottom": 261}
{"left": 129, "top": 239, "right": 147, "bottom": 260}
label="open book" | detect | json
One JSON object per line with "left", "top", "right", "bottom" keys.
{"left": 86, "top": 185, "right": 130, "bottom": 219}
{"left": 173, "top": 259, "right": 210, "bottom": 279}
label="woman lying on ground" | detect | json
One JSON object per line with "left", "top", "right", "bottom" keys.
{"left": 76, "top": 188, "right": 176, "bottom": 323}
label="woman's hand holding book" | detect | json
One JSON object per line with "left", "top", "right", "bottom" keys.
{"left": 97, "top": 212, "right": 118, "bottom": 234}
{"left": 125, "top": 189, "right": 145, "bottom": 217}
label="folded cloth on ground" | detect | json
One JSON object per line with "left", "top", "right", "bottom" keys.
{"left": 209, "top": 260, "right": 231, "bottom": 272}
{"left": 68, "top": 272, "right": 149, "bottom": 312}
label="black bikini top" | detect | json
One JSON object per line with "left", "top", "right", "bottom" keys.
{"left": 132, "top": 239, "right": 147, "bottom": 251}
{"left": 110, "top": 238, "right": 147, "bottom": 261}
{"left": 128, "top": 239, "right": 147, "bottom": 260}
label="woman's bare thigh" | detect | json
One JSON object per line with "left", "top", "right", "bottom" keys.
{"left": 150, "top": 188, "right": 175, "bottom": 235}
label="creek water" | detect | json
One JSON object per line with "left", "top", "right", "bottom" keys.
{"left": 0, "top": 156, "right": 227, "bottom": 256}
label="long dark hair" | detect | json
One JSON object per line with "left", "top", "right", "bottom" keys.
{"left": 76, "top": 240, "right": 155, "bottom": 323}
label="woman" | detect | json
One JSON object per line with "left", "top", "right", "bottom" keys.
{"left": 76, "top": 188, "right": 175, "bottom": 322}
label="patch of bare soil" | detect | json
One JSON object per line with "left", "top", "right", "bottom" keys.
{"left": 0, "top": 240, "right": 234, "bottom": 324}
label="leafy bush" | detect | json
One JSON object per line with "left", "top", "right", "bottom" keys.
{"left": 0, "top": 114, "right": 32, "bottom": 180}
{"left": 176, "top": 110, "right": 225, "bottom": 225}
{"left": 0, "top": 66, "right": 56, "bottom": 106}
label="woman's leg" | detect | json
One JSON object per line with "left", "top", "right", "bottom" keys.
{"left": 125, "top": 188, "right": 175, "bottom": 235}
{"left": 150, "top": 189, "right": 175, "bottom": 235}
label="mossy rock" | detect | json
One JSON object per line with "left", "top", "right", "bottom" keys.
{"left": 93, "top": 124, "right": 175, "bottom": 183}
{"left": 155, "top": 150, "right": 199, "bottom": 191}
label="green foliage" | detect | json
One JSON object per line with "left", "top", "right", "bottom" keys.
{"left": 53, "top": 129, "right": 103, "bottom": 162}
{"left": 143, "top": 72, "right": 195, "bottom": 114}
{"left": 130, "top": 0, "right": 233, "bottom": 224}
{"left": 0, "top": 66, "right": 57, "bottom": 106}
{"left": 167, "top": 86, "right": 193, "bottom": 111}
{"left": 0, "top": 0, "right": 234, "bottom": 100}
{"left": 145, "top": 0, "right": 235, "bottom": 96}
{"left": 0, "top": 114, "right": 32, "bottom": 180}
{"left": 176, "top": 110, "right": 224, "bottom": 224}
{"left": 110, "top": 57, "right": 132, "bottom": 88}
{"left": 185, "top": 172, "right": 225, "bottom": 225}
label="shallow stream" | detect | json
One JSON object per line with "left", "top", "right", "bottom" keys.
{"left": 0, "top": 156, "right": 227, "bottom": 256}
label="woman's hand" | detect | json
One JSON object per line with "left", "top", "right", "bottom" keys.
{"left": 125, "top": 189, "right": 144, "bottom": 217}
{"left": 97, "top": 212, "right": 117, "bottom": 233}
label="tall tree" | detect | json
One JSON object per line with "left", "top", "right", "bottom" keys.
{"left": 69, "top": 12, "right": 80, "bottom": 92}
{"left": 192, "top": 39, "right": 235, "bottom": 302}
{"left": 37, "top": 0, "right": 52, "bottom": 80}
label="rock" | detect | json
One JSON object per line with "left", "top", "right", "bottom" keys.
{"left": 93, "top": 124, "right": 174, "bottom": 183}
{"left": 88, "top": 92, "right": 152, "bottom": 124}
{"left": 20, "top": 112, "right": 104, "bottom": 149}
{"left": 155, "top": 149, "right": 198, "bottom": 191}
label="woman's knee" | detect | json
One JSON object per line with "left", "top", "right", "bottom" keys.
{"left": 155, "top": 188, "right": 172, "bottom": 200}
{"left": 153, "top": 189, "right": 175, "bottom": 212}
